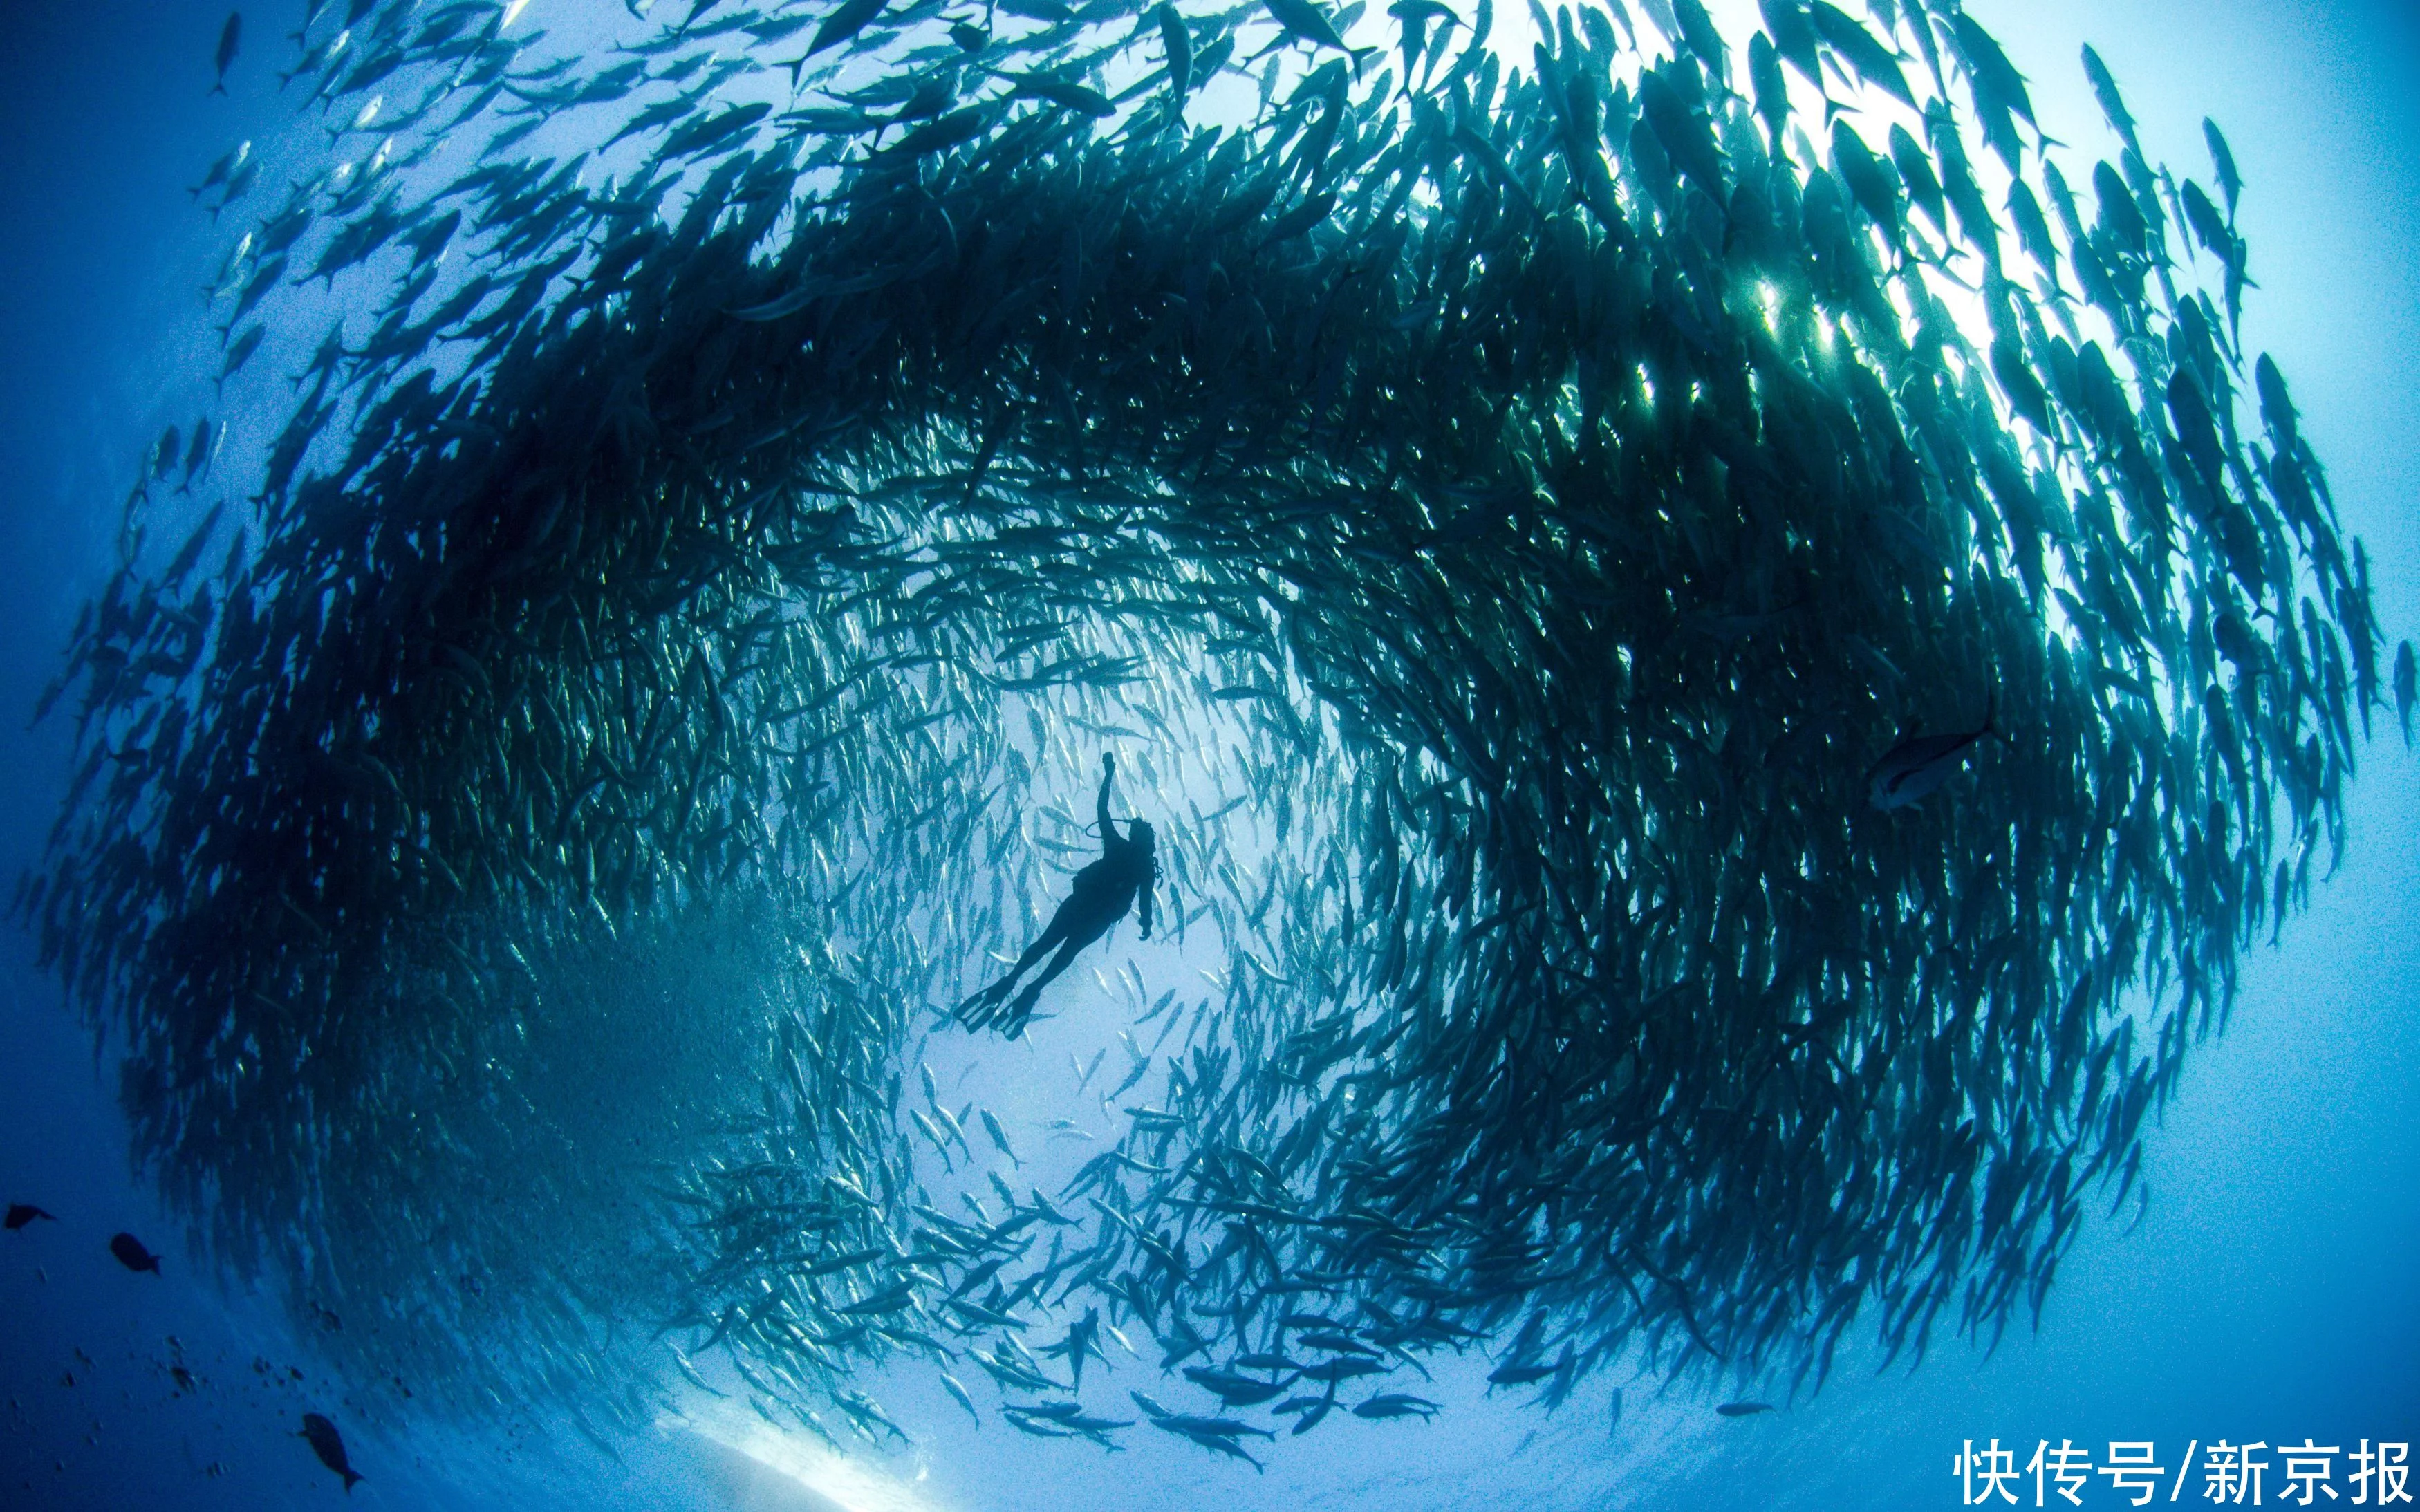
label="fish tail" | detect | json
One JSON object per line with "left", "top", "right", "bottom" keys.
{"left": 344, "top": 1470, "right": 362, "bottom": 1491}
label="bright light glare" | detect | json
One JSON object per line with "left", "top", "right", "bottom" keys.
{"left": 678, "top": 1411, "right": 943, "bottom": 1512}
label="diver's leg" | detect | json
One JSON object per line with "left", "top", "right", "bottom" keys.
{"left": 960, "top": 904, "right": 1079, "bottom": 1027}
{"left": 1001, "top": 912, "right": 1073, "bottom": 982}
{"left": 1003, "top": 931, "right": 1098, "bottom": 1037}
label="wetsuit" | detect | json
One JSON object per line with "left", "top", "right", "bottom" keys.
{"left": 958, "top": 755, "right": 1156, "bottom": 1037}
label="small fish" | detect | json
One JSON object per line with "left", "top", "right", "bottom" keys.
{"left": 1487, "top": 1359, "right": 1555, "bottom": 1385}
{"left": 1040, "top": 1308, "right": 1104, "bottom": 1391}
{"left": 221, "top": 324, "right": 267, "bottom": 381}
{"left": 1012, "top": 74, "right": 1115, "bottom": 118}
{"left": 180, "top": 420, "right": 216, "bottom": 489}
{"left": 1260, "top": 0, "right": 1375, "bottom": 75}
{"left": 938, "top": 1369, "right": 983, "bottom": 1424}
{"left": 1715, "top": 1401, "right": 1774, "bottom": 1417}
{"left": 1946, "top": 12, "right": 2031, "bottom": 165}
{"left": 979, "top": 1108, "right": 1022, "bottom": 1166}
{"left": 1888, "top": 123, "right": 1946, "bottom": 237}
{"left": 1668, "top": 0, "right": 1725, "bottom": 82}
{"left": 5, "top": 1204, "right": 55, "bottom": 1231}
{"left": 1130, "top": 1389, "right": 1174, "bottom": 1419}
{"left": 1290, "top": 1394, "right": 1332, "bottom": 1435}
{"left": 1757, "top": 0, "right": 1829, "bottom": 106}
{"left": 1812, "top": 1, "right": 1912, "bottom": 110}
{"left": 188, "top": 140, "right": 250, "bottom": 200}
{"left": 2393, "top": 640, "right": 2415, "bottom": 746}
{"left": 1386, "top": 0, "right": 1455, "bottom": 84}
{"left": 1156, "top": 3, "right": 1193, "bottom": 105}
{"left": 2204, "top": 117, "right": 2242, "bottom": 217}
{"left": 2080, "top": 45, "right": 2136, "bottom": 147}
{"left": 109, "top": 1232, "right": 162, "bottom": 1273}
{"left": 1868, "top": 702, "right": 1998, "bottom": 810}
{"left": 1183, "top": 1366, "right": 1291, "bottom": 1406}
{"left": 808, "top": 0, "right": 888, "bottom": 57}
{"left": 1747, "top": 32, "right": 1787, "bottom": 148}
{"left": 212, "top": 12, "right": 242, "bottom": 95}
{"left": 300, "top": 1412, "right": 364, "bottom": 1491}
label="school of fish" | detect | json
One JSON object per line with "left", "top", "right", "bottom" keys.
{"left": 19, "top": 0, "right": 2417, "bottom": 1470}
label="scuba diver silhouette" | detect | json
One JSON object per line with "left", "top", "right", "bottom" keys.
{"left": 958, "top": 754, "right": 1157, "bottom": 1038}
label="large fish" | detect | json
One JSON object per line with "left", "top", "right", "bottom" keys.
{"left": 108, "top": 1232, "right": 161, "bottom": 1273}
{"left": 1868, "top": 703, "right": 1999, "bottom": 810}
{"left": 210, "top": 12, "right": 241, "bottom": 95}
{"left": 300, "top": 1412, "right": 364, "bottom": 1491}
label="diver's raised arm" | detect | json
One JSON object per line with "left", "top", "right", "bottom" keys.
{"left": 1097, "top": 753, "right": 1119, "bottom": 848}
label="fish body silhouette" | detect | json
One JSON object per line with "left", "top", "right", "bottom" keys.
{"left": 211, "top": 12, "right": 241, "bottom": 94}
{"left": 1869, "top": 704, "right": 1998, "bottom": 810}
{"left": 301, "top": 1412, "right": 363, "bottom": 1491}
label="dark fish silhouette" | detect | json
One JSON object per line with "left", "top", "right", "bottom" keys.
{"left": 301, "top": 1412, "right": 363, "bottom": 1491}
{"left": 2394, "top": 641, "right": 2415, "bottom": 746}
{"left": 5, "top": 1204, "right": 55, "bottom": 1230}
{"left": 2081, "top": 44, "right": 2137, "bottom": 147}
{"left": 806, "top": 0, "right": 886, "bottom": 57}
{"left": 2204, "top": 117, "right": 2242, "bottom": 216}
{"left": 1152, "top": 2, "right": 1191, "bottom": 102}
{"left": 1869, "top": 704, "right": 1999, "bottom": 810}
{"left": 1715, "top": 1401, "right": 1774, "bottom": 1417}
{"left": 1487, "top": 1360, "right": 1556, "bottom": 1386}
{"left": 1384, "top": 0, "right": 1453, "bottom": 87}
{"left": 1260, "top": 0, "right": 1375, "bottom": 74}
{"left": 109, "top": 1232, "right": 162, "bottom": 1273}
{"left": 180, "top": 419, "right": 214, "bottom": 489}
{"left": 211, "top": 12, "right": 241, "bottom": 95}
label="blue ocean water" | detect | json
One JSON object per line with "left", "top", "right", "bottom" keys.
{"left": 0, "top": 1, "right": 2413, "bottom": 1508}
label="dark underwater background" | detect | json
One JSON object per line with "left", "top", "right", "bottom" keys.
{"left": 1, "top": 0, "right": 2415, "bottom": 1506}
